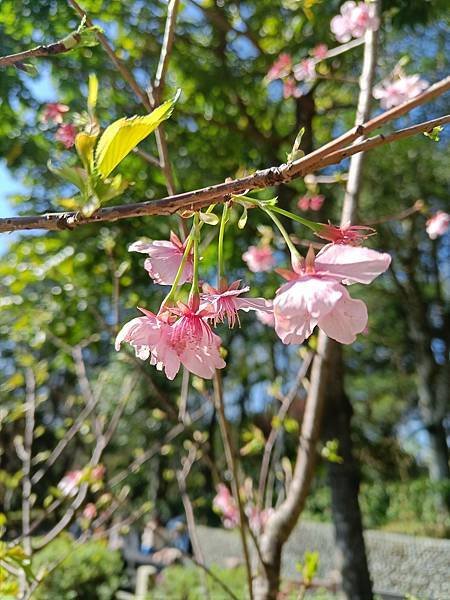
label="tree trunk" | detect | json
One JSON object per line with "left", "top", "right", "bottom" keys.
{"left": 323, "top": 345, "right": 373, "bottom": 600}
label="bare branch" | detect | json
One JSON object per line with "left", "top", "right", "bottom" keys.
{"left": 22, "top": 369, "right": 36, "bottom": 557}
{"left": 1, "top": 110, "right": 448, "bottom": 235}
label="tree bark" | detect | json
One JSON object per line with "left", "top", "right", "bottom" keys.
{"left": 323, "top": 345, "right": 373, "bottom": 600}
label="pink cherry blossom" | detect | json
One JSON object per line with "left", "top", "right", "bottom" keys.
{"left": 256, "top": 308, "right": 275, "bottom": 327}
{"left": 298, "top": 196, "right": 311, "bottom": 212}
{"left": 41, "top": 102, "right": 69, "bottom": 124}
{"left": 128, "top": 231, "right": 193, "bottom": 285}
{"left": 266, "top": 53, "right": 292, "bottom": 82}
{"left": 58, "top": 470, "right": 83, "bottom": 497}
{"left": 168, "top": 296, "right": 226, "bottom": 379}
{"left": 274, "top": 245, "right": 391, "bottom": 345}
{"left": 246, "top": 505, "right": 274, "bottom": 534}
{"left": 293, "top": 58, "right": 316, "bottom": 82}
{"left": 297, "top": 195, "right": 325, "bottom": 212}
{"left": 426, "top": 211, "right": 450, "bottom": 239}
{"left": 311, "top": 44, "right": 328, "bottom": 60}
{"left": 83, "top": 503, "right": 97, "bottom": 520}
{"left": 373, "top": 75, "right": 429, "bottom": 109}
{"left": 91, "top": 465, "right": 105, "bottom": 481}
{"left": 283, "top": 77, "right": 301, "bottom": 99}
{"left": 331, "top": 1, "right": 379, "bottom": 43}
{"left": 242, "top": 246, "right": 276, "bottom": 272}
{"left": 55, "top": 123, "right": 77, "bottom": 148}
{"left": 315, "top": 222, "right": 375, "bottom": 245}
{"left": 213, "top": 484, "right": 239, "bottom": 529}
{"left": 201, "top": 280, "right": 272, "bottom": 328}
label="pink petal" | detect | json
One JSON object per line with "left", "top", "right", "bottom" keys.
{"left": 315, "top": 244, "right": 391, "bottom": 284}
{"left": 318, "top": 288, "right": 368, "bottom": 344}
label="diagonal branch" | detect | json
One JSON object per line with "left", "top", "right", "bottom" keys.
{"left": 1, "top": 112, "right": 448, "bottom": 234}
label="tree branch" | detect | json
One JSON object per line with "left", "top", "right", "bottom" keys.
{"left": 1, "top": 112, "right": 448, "bottom": 234}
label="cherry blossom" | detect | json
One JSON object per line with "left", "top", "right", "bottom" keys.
{"left": 311, "top": 44, "right": 328, "bottom": 60}
{"left": 298, "top": 195, "right": 325, "bottom": 212}
{"left": 83, "top": 503, "right": 97, "bottom": 520}
{"left": 283, "top": 77, "right": 301, "bottom": 99}
{"left": 55, "top": 123, "right": 77, "bottom": 148}
{"left": 58, "top": 470, "right": 83, "bottom": 497}
{"left": 116, "top": 300, "right": 225, "bottom": 380}
{"left": 373, "top": 75, "right": 429, "bottom": 109}
{"left": 274, "top": 245, "right": 391, "bottom": 345}
{"left": 331, "top": 1, "right": 379, "bottom": 43}
{"left": 168, "top": 296, "right": 225, "bottom": 379}
{"left": 256, "top": 308, "right": 275, "bottom": 327}
{"left": 213, "top": 484, "right": 239, "bottom": 529}
{"left": 201, "top": 280, "right": 272, "bottom": 328}
{"left": 293, "top": 58, "right": 316, "bottom": 82}
{"left": 246, "top": 505, "right": 274, "bottom": 534}
{"left": 128, "top": 231, "right": 193, "bottom": 285}
{"left": 41, "top": 102, "right": 69, "bottom": 124}
{"left": 242, "top": 245, "right": 276, "bottom": 272}
{"left": 426, "top": 211, "right": 450, "bottom": 239}
{"left": 266, "top": 53, "right": 292, "bottom": 82}
{"left": 315, "top": 222, "right": 375, "bottom": 245}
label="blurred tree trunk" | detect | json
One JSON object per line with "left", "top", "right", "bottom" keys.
{"left": 323, "top": 344, "right": 373, "bottom": 600}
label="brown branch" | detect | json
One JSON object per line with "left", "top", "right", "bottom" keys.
{"left": 257, "top": 352, "right": 313, "bottom": 507}
{"left": 0, "top": 26, "right": 89, "bottom": 68}
{"left": 22, "top": 369, "right": 36, "bottom": 558}
{"left": 1, "top": 111, "right": 449, "bottom": 235}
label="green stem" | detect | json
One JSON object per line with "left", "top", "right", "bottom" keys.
{"left": 190, "top": 212, "right": 200, "bottom": 297}
{"left": 267, "top": 205, "right": 322, "bottom": 232}
{"left": 217, "top": 202, "right": 229, "bottom": 287}
{"left": 263, "top": 207, "right": 303, "bottom": 263}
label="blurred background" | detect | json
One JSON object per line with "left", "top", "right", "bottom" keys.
{"left": 0, "top": 1, "right": 449, "bottom": 598}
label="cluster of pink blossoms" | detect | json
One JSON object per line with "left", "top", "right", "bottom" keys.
{"left": 426, "top": 211, "right": 450, "bottom": 240}
{"left": 58, "top": 464, "right": 105, "bottom": 497}
{"left": 298, "top": 194, "right": 325, "bottom": 212}
{"left": 330, "top": 1, "right": 379, "bottom": 43}
{"left": 213, "top": 484, "right": 273, "bottom": 534}
{"left": 373, "top": 74, "right": 429, "bottom": 109}
{"left": 116, "top": 221, "right": 391, "bottom": 379}
{"left": 41, "top": 102, "right": 77, "bottom": 148}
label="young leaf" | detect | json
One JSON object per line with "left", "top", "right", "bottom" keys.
{"left": 238, "top": 206, "right": 248, "bottom": 229}
{"left": 47, "top": 160, "right": 86, "bottom": 191}
{"left": 95, "top": 92, "right": 180, "bottom": 179}
{"left": 199, "top": 212, "right": 219, "bottom": 225}
{"left": 75, "top": 131, "right": 98, "bottom": 173}
{"left": 423, "top": 125, "right": 443, "bottom": 142}
{"left": 287, "top": 126, "right": 305, "bottom": 162}
{"left": 88, "top": 73, "right": 98, "bottom": 114}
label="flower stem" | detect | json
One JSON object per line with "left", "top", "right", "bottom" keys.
{"left": 190, "top": 212, "right": 200, "bottom": 297}
{"left": 161, "top": 235, "right": 194, "bottom": 307}
{"left": 267, "top": 205, "right": 322, "bottom": 233}
{"left": 263, "top": 207, "right": 303, "bottom": 263}
{"left": 217, "top": 202, "right": 229, "bottom": 288}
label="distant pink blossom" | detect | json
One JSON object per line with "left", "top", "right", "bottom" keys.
{"left": 91, "top": 465, "right": 105, "bottom": 481}
{"left": 55, "top": 123, "right": 77, "bottom": 148}
{"left": 83, "top": 503, "right": 97, "bottom": 520}
{"left": 331, "top": 1, "right": 379, "bottom": 43}
{"left": 128, "top": 232, "right": 193, "bottom": 285}
{"left": 298, "top": 195, "right": 325, "bottom": 212}
{"left": 41, "top": 102, "right": 69, "bottom": 124}
{"left": 266, "top": 53, "right": 292, "bottom": 82}
{"left": 293, "top": 58, "right": 316, "bottom": 82}
{"left": 246, "top": 505, "right": 274, "bottom": 534}
{"left": 311, "top": 44, "right": 328, "bottom": 60}
{"left": 373, "top": 75, "right": 429, "bottom": 109}
{"left": 242, "top": 246, "right": 276, "bottom": 272}
{"left": 426, "top": 211, "right": 450, "bottom": 239}
{"left": 201, "top": 280, "right": 271, "bottom": 328}
{"left": 283, "top": 77, "right": 301, "bottom": 99}
{"left": 213, "top": 484, "right": 239, "bottom": 529}
{"left": 274, "top": 244, "right": 391, "bottom": 345}
{"left": 315, "top": 222, "right": 375, "bottom": 245}
{"left": 58, "top": 470, "right": 83, "bottom": 497}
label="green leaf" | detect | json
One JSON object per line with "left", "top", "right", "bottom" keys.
{"left": 88, "top": 73, "right": 98, "bottom": 114}
{"left": 199, "top": 211, "right": 219, "bottom": 225}
{"left": 238, "top": 206, "right": 248, "bottom": 229}
{"left": 95, "top": 92, "right": 180, "bottom": 178}
{"left": 287, "top": 127, "right": 305, "bottom": 162}
{"left": 47, "top": 160, "right": 87, "bottom": 191}
{"left": 75, "top": 131, "right": 98, "bottom": 173}
{"left": 423, "top": 125, "right": 443, "bottom": 142}
{"left": 321, "top": 439, "right": 344, "bottom": 463}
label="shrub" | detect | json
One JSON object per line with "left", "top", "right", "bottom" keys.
{"left": 33, "top": 534, "right": 123, "bottom": 600}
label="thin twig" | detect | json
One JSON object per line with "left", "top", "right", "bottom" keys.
{"left": 213, "top": 371, "right": 254, "bottom": 600}
{"left": 257, "top": 352, "right": 313, "bottom": 507}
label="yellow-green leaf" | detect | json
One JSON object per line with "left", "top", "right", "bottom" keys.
{"left": 75, "top": 131, "right": 98, "bottom": 172}
{"left": 95, "top": 93, "right": 179, "bottom": 178}
{"left": 88, "top": 73, "right": 98, "bottom": 113}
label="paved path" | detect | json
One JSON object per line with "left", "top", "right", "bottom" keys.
{"left": 197, "top": 522, "right": 450, "bottom": 599}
